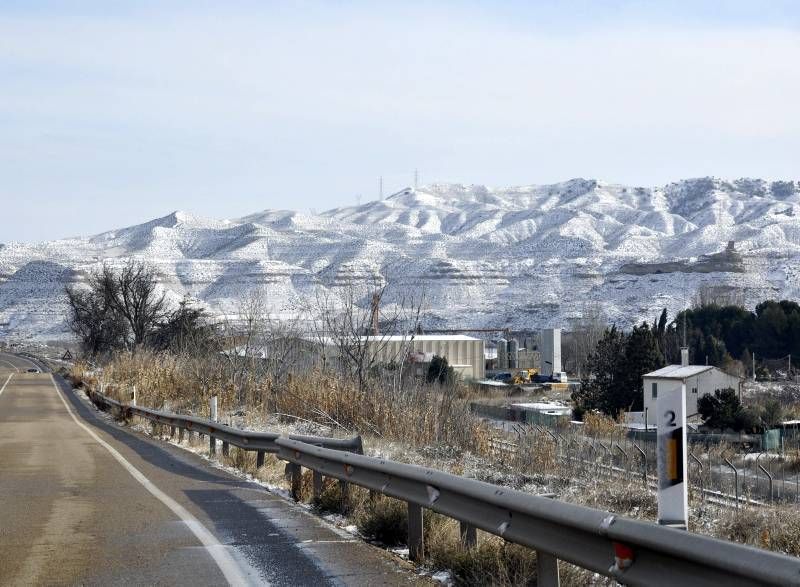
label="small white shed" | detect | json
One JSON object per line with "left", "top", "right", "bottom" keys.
{"left": 642, "top": 353, "right": 743, "bottom": 419}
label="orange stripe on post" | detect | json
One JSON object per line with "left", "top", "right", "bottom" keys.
{"left": 667, "top": 438, "right": 677, "bottom": 480}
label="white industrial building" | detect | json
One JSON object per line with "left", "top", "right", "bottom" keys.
{"left": 642, "top": 350, "right": 743, "bottom": 419}
{"left": 321, "top": 334, "right": 486, "bottom": 380}
{"left": 540, "top": 328, "right": 562, "bottom": 377}
{"left": 371, "top": 334, "right": 485, "bottom": 380}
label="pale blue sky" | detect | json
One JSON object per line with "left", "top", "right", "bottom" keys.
{"left": 1, "top": 1, "right": 799, "bottom": 242}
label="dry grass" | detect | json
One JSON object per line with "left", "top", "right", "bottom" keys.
{"left": 582, "top": 412, "right": 618, "bottom": 436}
{"left": 73, "top": 350, "right": 492, "bottom": 454}
{"left": 717, "top": 506, "right": 800, "bottom": 556}
{"left": 425, "top": 517, "right": 538, "bottom": 587}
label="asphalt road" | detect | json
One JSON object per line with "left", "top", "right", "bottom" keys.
{"left": 0, "top": 353, "right": 426, "bottom": 586}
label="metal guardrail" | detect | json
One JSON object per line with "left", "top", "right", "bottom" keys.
{"left": 86, "top": 388, "right": 363, "bottom": 456}
{"left": 277, "top": 438, "right": 800, "bottom": 586}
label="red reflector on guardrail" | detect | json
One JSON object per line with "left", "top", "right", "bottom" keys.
{"left": 613, "top": 542, "right": 634, "bottom": 569}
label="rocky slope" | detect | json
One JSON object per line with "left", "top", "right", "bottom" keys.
{"left": 1, "top": 177, "right": 799, "bottom": 340}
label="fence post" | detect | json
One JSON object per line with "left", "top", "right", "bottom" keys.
{"left": 599, "top": 442, "right": 611, "bottom": 478}
{"left": 723, "top": 458, "right": 739, "bottom": 510}
{"left": 759, "top": 463, "right": 773, "bottom": 502}
{"left": 615, "top": 444, "right": 630, "bottom": 475}
{"left": 756, "top": 452, "right": 766, "bottom": 496}
{"left": 460, "top": 521, "right": 477, "bottom": 549}
{"left": 633, "top": 443, "right": 647, "bottom": 487}
{"left": 407, "top": 502, "right": 424, "bottom": 561}
{"left": 537, "top": 551, "right": 560, "bottom": 587}
{"left": 689, "top": 453, "right": 704, "bottom": 503}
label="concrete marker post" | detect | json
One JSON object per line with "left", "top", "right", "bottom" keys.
{"left": 656, "top": 383, "right": 688, "bottom": 529}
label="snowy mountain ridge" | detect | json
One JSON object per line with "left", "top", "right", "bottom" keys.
{"left": 1, "top": 177, "right": 799, "bottom": 340}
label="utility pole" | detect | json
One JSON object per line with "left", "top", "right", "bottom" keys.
{"left": 752, "top": 351, "right": 756, "bottom": 381}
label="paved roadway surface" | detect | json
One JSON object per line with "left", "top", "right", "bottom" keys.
{"left": 0, "top": 352, "right": 428, "bottom": 586}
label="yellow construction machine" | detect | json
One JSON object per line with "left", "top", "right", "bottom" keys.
{"left": 511, "top": 368, "right": 538, "bottom": 385}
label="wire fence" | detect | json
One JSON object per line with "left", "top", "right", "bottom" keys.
{"left": 488, "top": 422, "right": 800, "bottom": 507}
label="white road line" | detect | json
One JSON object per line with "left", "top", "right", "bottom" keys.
{"left": 0, "top": 358, "right": 20, "bottom": 372}
{"left": 0, "top": 373, "right": 14, "bottom": 397}
{"left": 49, "top": 375, "right": 256, "bottom": 586}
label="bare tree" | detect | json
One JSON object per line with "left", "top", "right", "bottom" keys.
{"left": 110, "top": 261, "right": 169, "bottom": 348}
{"left": 564, "top": 302, "right": 607, "bottom": 377}
{"left": 308, "top": 279, "right": 425, "bottom": 393}
{"left": 65, "top": 276, "right": 128, "bottom": 355}
{"left": 65, "top": 261, "right": 167, "bottom": 354}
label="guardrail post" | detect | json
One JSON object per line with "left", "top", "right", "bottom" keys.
{"left": 537, "top": 551, "right": 560, "bottom": 587}
{"left": 209, "top": 396, "right": 218, "bottom": 457}
{"left": 459, "top": 521, "right": 477, "bottom": 549}
{"left": 222, "top": 441, "right": 229, "bottom": 457}
{"left": 170, "top": 426, "right": 175, "bottom": 439}
{"left": 339, "top": 480, "right": 350, "bottom": 510}
{"left": 313, "top": 470, "right": 323, "bottom": 500}
{"left": 290, "top": 464, "right": 302, "bottom": 500}
{"left": 178, "top": 428, "right": 184, "bottom": 443}
{"left": 256, "top": 450, "right": 265, "bottom": 469}
{"left": 407, "top": 502, "right": 424, "bottom": 561}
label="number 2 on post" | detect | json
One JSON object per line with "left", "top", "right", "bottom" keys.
{"left": 664, "top": 410, "right": 676, "bottom": 427}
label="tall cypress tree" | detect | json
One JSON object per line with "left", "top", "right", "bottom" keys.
{"left": 574, "top": 326, "right": 627, "bottom": 416}
{"left": 617, "top": 322, "right": 665, "bottom": 412}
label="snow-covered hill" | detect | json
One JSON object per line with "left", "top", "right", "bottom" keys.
{"left": 1, "top": 177, "right": 799, "bottom": 340}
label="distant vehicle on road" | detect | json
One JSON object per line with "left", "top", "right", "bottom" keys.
{"left": 532, "top": 371, "right": 569, "bottom": 383}
{"left": 26, "top": 368, "right": 40, "bottom": 373}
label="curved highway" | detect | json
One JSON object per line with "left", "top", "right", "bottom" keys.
{"left": 0, "top": 352, "right": 426, "bottom": 586}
